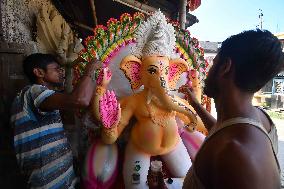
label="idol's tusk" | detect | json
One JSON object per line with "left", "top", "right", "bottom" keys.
{"left": 168, "top": 88, "right": 179, "bottom": 92}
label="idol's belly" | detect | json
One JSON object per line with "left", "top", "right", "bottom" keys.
{"left": 130, "top": 118, "right": 179, "bottom": 155}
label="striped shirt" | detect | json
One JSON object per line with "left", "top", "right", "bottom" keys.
{"left": 10, "top": 84, "right": 77, "bottom": 189}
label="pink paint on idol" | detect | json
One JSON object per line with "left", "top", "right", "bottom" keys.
{"left": 190, "top": 69, "right": 197, "bottom": 78}
{"left": 130, "top": 63, "right": 141, "bottom": 83}
{"left": 107, "top": 69, "right": 112, "bottom": 79}
{"left": 96, "top": 67, "right": 110, "bottom": 85}
{"left": 84, "top": 140, "right": 118, "bottom": 189}
{"left": 185, "top": 40, "right": 189, "bottom": 47}
{"left": 105, "top": 58, "right": 110, "bottom": 64}
{"left": 180, "top": 130, "right": 205, "bottom": 160}
{"left": 185, "top": 71, "right": 189, "bottom": 78}
{"left": 145, "top": 130, "right": 154, "bottom": 141}
{"left": 111, "top": 51, "right": 117, "bottom": 58}
{"left": 99, "top": 90, "right": 119, "bottom": 129}
{"left": 96, "top": 69, "right": 104, "bottom": 85}
{"left": 168, "top": 64, "right": 179, "bottom": 81}
{"left": 187, "top": 80, "right": 193, "bottom": 88}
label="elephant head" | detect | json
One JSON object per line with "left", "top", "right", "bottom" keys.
{"left": 120, "top": 54, "right": 196, "bottom": 122}
{"left": 120, "top": 55, "right": 188, "bottom": 90}
{"left": 119, "top": 11, "right": 198, "bottom": 125}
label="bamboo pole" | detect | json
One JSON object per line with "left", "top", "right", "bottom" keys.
{"left": 179, "top": 0, "right": 187, "bottom": 30}
{"left": 113, "top": 0, "right": 157, "bottom": 15}
{"left": 89, "top": 0, "right": 98, "bottom": 26}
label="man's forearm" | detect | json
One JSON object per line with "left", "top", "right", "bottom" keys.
{"left": 39, "top": 63, "right": 97, "bottom": 111}
{"left": 191, "top": 100, "right": 216, "bottom": 131}
{"left": 70, "top": 74, "right": 95, "bottom": 107}
{"left": 69, "top": 59, "right": 99, "bottom": 108}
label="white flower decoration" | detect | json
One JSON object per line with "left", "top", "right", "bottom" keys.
{"left": 132, "top": 10, "right": 176, "bottom": 59}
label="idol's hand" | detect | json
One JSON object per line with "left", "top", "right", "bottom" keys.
{"left": 99, "top": 90, "right": 121, "bottom": 129}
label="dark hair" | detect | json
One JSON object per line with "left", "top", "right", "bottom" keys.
{"left": 23, "top": 53, "right": 58, "bottom": 83}
{"left": 218, "top": 29, "right": 284, "bottom": 93}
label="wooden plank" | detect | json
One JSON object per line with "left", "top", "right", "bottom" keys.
{"left": 0, "top": 49, "right": 25, "bottom": 54}
{"left": 0, "top": 42, "right": 25, "bottom": 53}
{"left": 0, "top": 1, "right": 4, "bottom": 41}
{"left": 179, "top": 0, "right": 187, "bottom": 29}
{"left": 0, "top": 51, "right": 28, "bottom": 129}
{"left": 89, "top": 0, "right": 98, "bottom": 26}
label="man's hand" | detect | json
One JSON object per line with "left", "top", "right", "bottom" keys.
{"left": 91, "top": 58, "right": 103, "bottom": 70}
{"left": 179, "top": 84, "right": 216, "bottom": 131}
{"left": 99, "top": 90, "right": 121, "bottom": 129}
{"left": 96, "top": 67, "right": 112, "bottom": 87}
{"left": 147, "top": 169, "right": 167, "bottom": 189}
{"left": 84, "top": 58, "right": 102, "bottom": 77}
{"left": 178, "top": 84, "right": 199, "bottom": 105}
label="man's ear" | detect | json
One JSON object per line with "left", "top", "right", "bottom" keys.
{"left": 219, "top": 58, "right": 232, "bottom": 77}
{"left": 33, "top": 68, "right": 45, "bottom": 78}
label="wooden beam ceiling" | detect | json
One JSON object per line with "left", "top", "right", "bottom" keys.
{"left": 51, "top": 0, "right": 199, "bottom": 39}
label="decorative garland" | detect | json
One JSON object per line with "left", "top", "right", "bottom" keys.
{"left": 188, "top": 0, "right": 202, "bottom": 11}
{"left": 73, "top": 12, "right": 208, "bottom": 85}
{"left": 174, "top": 24, "right": 209, "bottom": 84}
{"left": 73, "top": 12, "right": 144, "bottom": 84}
{"left": 73, "top": 12, "right": 211, "bottom": 112}
{"left": 73, "top": 12, "right": 211, "bottom": 116}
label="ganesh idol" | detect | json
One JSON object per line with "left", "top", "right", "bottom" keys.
{"left": 88, "top": 11, "right": 206, "bottom": 189}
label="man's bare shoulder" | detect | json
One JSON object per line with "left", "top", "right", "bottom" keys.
{"left": 195, "top": 123, "right": 280, "bottom": 189}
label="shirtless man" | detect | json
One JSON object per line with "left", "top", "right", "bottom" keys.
{"left": 181, "top": 30, "right": 282, "bottom": 189}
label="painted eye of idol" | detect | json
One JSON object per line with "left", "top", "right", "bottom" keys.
{"left": 147, "top": 66, "right": 158, "bottom": 75}
{"left": 165, "top": 66, "right": 169, "bottom": 75}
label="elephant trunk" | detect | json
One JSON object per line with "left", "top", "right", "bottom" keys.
{"left": 152, "top": 87, "right": 197, "bottom": 123}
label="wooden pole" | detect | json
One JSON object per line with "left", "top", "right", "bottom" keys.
{"left": 89, "top": 0, "right": 98, "bottom": 26}
{"left": 179, "top": 0, "right": 187, "bottom": 30}
{"left": 113, "top": 0, "right": 157, "bottom": 15}
{"left": 65, "top": 65, "right": 73, "bottom": 93}
{"left": 73, "top": 21, "right": 93, "bottom": 31}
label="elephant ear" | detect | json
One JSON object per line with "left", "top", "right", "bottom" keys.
{"left": 168, "top": 58, "right": 189, "bottom": 89}
{"left": 120, "top": 55, "right": 143, "bottom": 90}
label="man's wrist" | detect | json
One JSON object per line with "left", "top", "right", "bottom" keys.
{"left": 190, "top": 98, "right": 200, "bottom": 108}
{"left": 84, "top": 61, "right": 98, "bottom": 74}
{"left": 83, "top": 72, "right": 95, "bottom": 82}
{"left": 95, "top": 86, "right": 106, "bottom": 95}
